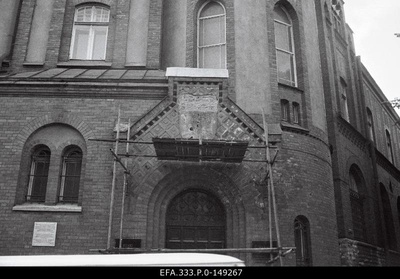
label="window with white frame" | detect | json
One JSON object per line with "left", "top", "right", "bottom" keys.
{"left": 27, "top": 146, "right": 51, "bottom": 203}
{"left": 197, "top": 1, "right": 226, "bottom": 69}
{"left": 274, "top": 5, "right": 297, "bottom": 87}
{"left": 59, "top": 146, "right": 83, "bottom": 204}
{"left": 70, "top": 5, "right": 110, "bottom": 60}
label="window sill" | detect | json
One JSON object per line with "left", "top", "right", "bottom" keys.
{"left": 12, "top": 203, "right": 82, "bottom": 213}
{"left": 281, "top": 122, "right": 310, "bottom": 134}
{"left": 57, "top": 60, "right": 112, "bottom": 68}
{"left": 23, "top": 62, "right": 45, "bottom": 67}
{"left": 278, "top": 82, "right": 304, "bottom": 93}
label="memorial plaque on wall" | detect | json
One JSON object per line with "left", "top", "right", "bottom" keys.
{"left": 32, "top": 222, "right": 57, "bottom": 247}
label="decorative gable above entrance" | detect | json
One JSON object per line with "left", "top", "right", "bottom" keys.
{"left": 125, "top": 67, "right": 281, "bottom": 164}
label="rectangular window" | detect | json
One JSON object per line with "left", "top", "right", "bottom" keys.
{"left": 339, "top": 80, "right": 350, "bottom": 122}
{"left": 292, "top": 102, "right": 300, "bottom": 124}
{"left": 70, "top": 5, "right": 110, "bottom": 60}
{"left": 281, "top": 100, "right": 290, "bottom": 122}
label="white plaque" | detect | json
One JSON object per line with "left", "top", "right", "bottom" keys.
{"left": 32, "top": 222, "right": 57, "bottom": 247}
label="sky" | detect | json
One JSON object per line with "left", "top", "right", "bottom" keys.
{"left": 343, "top": 0, "right": 400, "bottom": 115}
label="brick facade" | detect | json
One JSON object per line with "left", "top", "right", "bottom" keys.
{"left": 0, "top": 0, "right": 399, "bottom": 267}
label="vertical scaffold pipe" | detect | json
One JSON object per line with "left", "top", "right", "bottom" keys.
{"left": 262, "top": 108, "right": 283, "bottom": 266}
{"left": 107, "top": 108, "right": 121, "bottom": 250}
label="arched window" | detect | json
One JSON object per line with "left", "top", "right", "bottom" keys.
{"left": 385, "top": 129, "right": 394, "bottom": 163}
{"left": 294, "top": 216, "right": 312, "bottom": 266}
{"left": 274, "top": 5, "right": 297, "bottom": 87}
{"left": 349, "top": 166, "right": 366, "bottom": 241}
{"left": 380, "top": 184, "right": 397, "bottom": 250}
{"left": 331, "top": 0, "right": 344, "bottom": 34}
{"left": 197, "top": 1, "right": 226, "bottom": 69}
{"left": 59, "top": 146, "right": 83, "bottom": 203}
{"left": 27, "top": 146, "right": 51, "bottom": 202}
{"left": 70, "top": 4, "right": 110, "bottom": 60}
{"left": 366, "top": 108, "right": 375, "bottom": 142}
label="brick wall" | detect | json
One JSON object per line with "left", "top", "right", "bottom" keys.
{"left": 0, "top": 95, "right": 161, "bottom": 255}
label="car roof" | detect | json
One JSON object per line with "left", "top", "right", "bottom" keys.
{"left": 0, "top": 253, "right": 245, "bottom": 267}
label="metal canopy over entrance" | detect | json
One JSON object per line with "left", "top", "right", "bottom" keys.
{"left": 152, "top": 138, "right": 249, "bottom": 163}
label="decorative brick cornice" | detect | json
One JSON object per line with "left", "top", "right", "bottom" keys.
{"left": 337, "top": 116, "right": 368, "bottom": 153}
{"left": 375, "top": 149, "right": 400, "bottom": 183}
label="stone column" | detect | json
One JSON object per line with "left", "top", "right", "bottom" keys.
{"left": 161, "top": 0, "right": 187, "bottom": 69}
{"left": 0, "top": 0, "right": 21, "bottom": 64}
{"left": 125, "top": 0, "right": 150, "bottom": 67}
{"left": 25, "top": 0, "right": 54, "bottom": 65}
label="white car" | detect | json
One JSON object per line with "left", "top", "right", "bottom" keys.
{"left": 0, "top": 253, "right": 245, "bottom": 267}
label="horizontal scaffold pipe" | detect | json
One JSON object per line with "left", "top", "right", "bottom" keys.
{"left": 90, "top": 247, "right": 296, "bottom": 254}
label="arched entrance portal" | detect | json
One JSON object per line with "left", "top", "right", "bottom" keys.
{"left": 166, "top": 189, "right": 226, "bottom": 249}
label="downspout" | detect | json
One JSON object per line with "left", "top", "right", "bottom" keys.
{"left": 355, "top": 56, "right": 389, "bottom": 265}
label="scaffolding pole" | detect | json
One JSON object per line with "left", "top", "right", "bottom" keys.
{"left": 90, "top": 247, "right": 295, "bottom": 255}
{"left": 118, "top": 118, "right": 131, "bottom": 249}
{"left": 107, "top": 108, "right": 121, "bottom": 250}
{"left": 261, "top": 108, "right": 283, "bottom": 266}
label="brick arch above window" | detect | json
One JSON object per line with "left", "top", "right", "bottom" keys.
{"left": 14, "top": 123, "right": 87, "bottom": 207}
{"left": 348, "top": 164, "right": 366, "bottom": 194}
{"left": 73, "top": 0, "right": 112, "bottom": 7}
{"left": 12, "top": 114, "right": 94, "bottom": 154}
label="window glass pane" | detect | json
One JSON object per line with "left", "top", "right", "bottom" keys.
{"left": 281, "top": 100, "right": 289, "bottom": 121}
{"left": 293, "top": 103, "right": 300, "bottom": 124}
{"left": 72, "top": 26, "right": 90, "bottom": 59}
{"left": 200, "top": 17, "right": 222, "bottom": 47}
{"left": 274, "top": 6, "right": 290, "bottom": 24}
{"left": 92, "top": 26, "right": 108, "bottom": 60}
{"left": 31, "top": 176, "right": 47, "bottom": 201}
{"left": 277, "top": 50, "right": 293, "bottom": 82}
{"left": 84, "top": 6, "right": 93, "bottom": 22}
{"left": 203, "top": 46, "right": 221, "bottom": 69}
{"left": 275, "top": 23, "right": 291, "bottom": 51}
{"left": 200, "top": 2, "right": 224, "bottom": 18}
{"left": 29, "top": 151, "right": 50, "bottom": 202}
{"left": 349, "top": 174, "right": 359, "bottom": 193}
{"left": 60, "top": 149, "right": 82, "bottom": 203}
{"left": 76, "top": 8, "right": 85, "bottom": 22}
{"left": 62, "top": 177, "right": 80, "bottom": 202}
{"left": 221, "top": 44, "right": 226, "bottom": 68}
{"left": 94, "top": 7, "right": 110, "bottom": 22}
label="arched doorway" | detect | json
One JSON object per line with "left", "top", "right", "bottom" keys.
{"left": 166, "top": 189, "right": 226, "bottom": 249}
